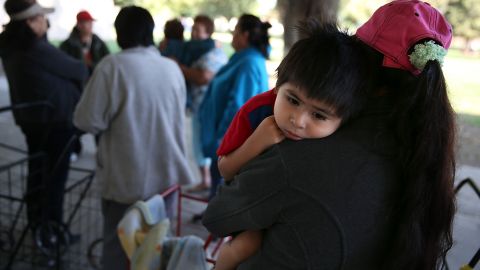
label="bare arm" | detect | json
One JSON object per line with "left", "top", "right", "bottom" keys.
{"left": 179, "top": 64, "right": 214, "bottom": 86}
{"left": 158, "top": 39, "right": 167, "bottom": 52}
{"left": 215, "top": 230, "right": 262, "bottom": 270}
{"left": 218, "top": 116, "right": 285, "bottom": 180}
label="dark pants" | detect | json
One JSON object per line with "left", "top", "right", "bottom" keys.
{"left": 72, "top": 136, "right": 82, "bottom": 155}
{"left": 101, "top": 199, "right": 130, "bottom": 270}
{"left": 208, "top": 157, "right": 223, "bottom": 200}
{"left": 21, "top": 125, "right": 75, "bottom": 226}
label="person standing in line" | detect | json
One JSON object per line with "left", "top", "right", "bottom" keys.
{"left": 60, "top": 10, "right": 110, "bottom": 75}
{"left": 178, "top": 15, "right": 228, "bottom": 192}
{"left": 73, "top": 6, "right": 194, "bottom": 270}
{"left": 159, "top": 16, "right": 217, "bottom": 71}
{"left": 60, "top": 10, "right": 110, "bottom": 160}
{"left": 158, "top": 18, "right": 185, "bottom": 54}
{"left": 198, "top": 14, "right": 271, "bottom": 203}
{"left": 0, "top": 0, "right": 88, "bottom": 236}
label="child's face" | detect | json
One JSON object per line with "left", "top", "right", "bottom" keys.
{"left": 274, "top": 82, "right": 342, "bottom": 141}
{"left": 191, "top": 23, "right": 209, "bottom": 40}
{"left": 77, "top": 20, "right": 93, "bottom": 36}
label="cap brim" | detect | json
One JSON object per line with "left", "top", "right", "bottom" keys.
{"left": 42, "top": 7, "right": 55, "bottom": 15}
{"left": 10, "top": 3, "right": 55, "bottom": 21}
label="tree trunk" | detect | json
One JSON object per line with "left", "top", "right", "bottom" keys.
{"left": 277, "top": 0, "right": 340, "bottom": 55}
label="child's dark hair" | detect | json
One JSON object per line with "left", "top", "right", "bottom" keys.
{"left": 114, "top": 5, "right": 155, "bottom": 49}
{"left": 164, "top": 18, "right": 184, "bottom": 40}
{"left": 361, "top": 40, "right": 456, "bottom": 270}
{"left": 237, "top": 14, "right": 271, "bottom": 58}
{"left": 275, "top": 20, "right": 374, "bottom": 122}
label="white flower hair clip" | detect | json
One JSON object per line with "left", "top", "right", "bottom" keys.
{"left": 408, "top": 40, "right": 447, "bottom": 71}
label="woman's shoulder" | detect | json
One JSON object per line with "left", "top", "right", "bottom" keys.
{"left": 236, "top": 52, "right": 265, "bottom": 70}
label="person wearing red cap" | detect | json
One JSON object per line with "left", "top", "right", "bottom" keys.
{"left": 60, "top": 10, "right": 109, "bottom": 75}
{"left": 60, "top": 10, "right": 109, "bottom": 159}
{"left": 202, "top": 1, "right": 456, "bottom": 270}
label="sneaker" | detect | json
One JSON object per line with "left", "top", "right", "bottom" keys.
{"left": 65, "top": 233, "right": 81, "bottom": 245}
{"left": 191, "top": 211, "right": 204, "bottom": 223}
{"left": 70, "top": 153, "right": 78, "bottom": 162}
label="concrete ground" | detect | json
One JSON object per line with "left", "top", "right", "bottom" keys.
{"left": 0, "top": 62, "right": 479, "bottom": 269}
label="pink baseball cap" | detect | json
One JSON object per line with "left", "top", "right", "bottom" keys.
{"left": 356, "top": 0, "right": 452, "bottom": 75}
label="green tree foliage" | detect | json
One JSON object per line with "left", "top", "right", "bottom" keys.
{"left": 114, "top": 0, "right": 171, "bottom": 15}
{"left": 113, "top": 0, "right": 257, "bottom": 18}
{"left": 277, "top": 0, "right": 340, "bottom": 53}
{"left": 197, "top": 0, "right": 257, "bottom": 19}
{"left": 338, "top": 0, "right": 450, "bottom": 29}
{"left": 164, "top": 0, "right": 201, "bottom": 17}
{"left": 113, "top": 0, "right": 135, "bottom": 7}
{"left": 428, "top": 0, "right": 450, "bottom": 12}
{"left": 445, "top": 0, "right": 480, "bottom": 50}
{"left": 339, "top": 0, "right": 387, "bottom": 28}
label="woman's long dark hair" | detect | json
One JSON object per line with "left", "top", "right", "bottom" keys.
{"left": 367, "top": 42, "right": 456, "bottom": 270}
{"left": 237, "top": 14, "right": 271, "bottom": 58}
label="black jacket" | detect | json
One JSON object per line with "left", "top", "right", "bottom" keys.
{"left": 60, "top": 27, "right": 110, "bottom": 74}
{"left": 203, "top": 98, "right": 400, "bottom": 270}
{"left": 0, "top": 37, "right": 88, "bottom": 127}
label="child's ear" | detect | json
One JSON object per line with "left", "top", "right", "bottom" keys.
{"left": 273, "top": 87, "right": 278, "bottom": 94}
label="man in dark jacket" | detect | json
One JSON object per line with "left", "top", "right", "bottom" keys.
{"left": 60, "top": 10, "right": 109, "bottom": 158}
{"left": 60, "top": 10, "right": 109, "bottom": 75}
{"left": 0, "top": 0, "right": 88, "bottom": 235}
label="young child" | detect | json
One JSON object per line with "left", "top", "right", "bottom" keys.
{"left": 213, "top": 21, "right": 372, "bottom": 270}
{"left": 159, "top": 18, "right": 216, "bottom": 67}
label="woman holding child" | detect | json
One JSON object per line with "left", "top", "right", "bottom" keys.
{"left": 203, "top": 1, "right": 456, "bottom": 269}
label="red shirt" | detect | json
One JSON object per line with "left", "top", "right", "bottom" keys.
{"left": 217, "top": 89, "right": 276, "bottom": 156}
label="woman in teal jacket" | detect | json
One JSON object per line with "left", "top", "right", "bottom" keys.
{"left": 198, "top": 14, "right": 271, "bottom": 200}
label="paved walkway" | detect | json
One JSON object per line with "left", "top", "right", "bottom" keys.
{"left": 0, "top": 62, "right": 479, "bottom": 269}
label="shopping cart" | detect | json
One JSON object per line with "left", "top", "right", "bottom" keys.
{"left": 87, "top": 184, "right": 224, "bottom": 269}
{"left": 163, "top": 184, "right": 226, "bottom": 265}
{"left": 444, "top": 177, "right": 480, "bottom": 270}
{"left": 0, "top": 103, "right": 100, "bottom": 270}
{"left": 455, "top": 178, "right": 480, "bottom": 270}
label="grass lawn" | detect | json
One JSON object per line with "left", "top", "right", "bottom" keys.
{"left": 443, "top": 49, "right": 480, "bottom": 126}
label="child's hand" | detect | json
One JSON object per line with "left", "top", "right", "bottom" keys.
{"left": 250, "top": 116, "right": 285, "bottom": 151}
{"left": 219, "top": 116, "right": 284, "bottom": 180}
{"left": 158, "top": 39, "right": 167, "bottom": 52}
